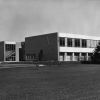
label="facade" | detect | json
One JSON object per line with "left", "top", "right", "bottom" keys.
{"left": 19, "top": 42, "right": 25, "bottom": 61}
{"left": 58, "top": 33, "right": 100, "bottom": 61}
{"left": 25, "top": 32, "right": 100, "bottom": 61}
{"left": 0, "top": 41, "right": 22, "bottom": 62}
{"left": 25, "top": 33, "right": 58, "bottom": 61}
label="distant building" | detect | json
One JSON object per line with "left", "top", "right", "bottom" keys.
{"left": 25, "top": 32, "right": 100, "bottom": 61}
{"left": 0, "top": 41, "right": 22, "bottom": 62}
{"left": 19, "top": 42, "right": 25, "bottom": 61}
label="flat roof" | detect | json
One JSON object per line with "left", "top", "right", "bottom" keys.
{"left": 4, "top": 41, "right": 16, "bottom": 44}
{"left": 25, "top": 32, "right": 100, "bottom": 40}
{"left": 58, "top": 33, "right": 100, "bottom": 40}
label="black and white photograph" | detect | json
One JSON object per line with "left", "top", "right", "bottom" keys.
{"left": 0, "top": 0, "right": 100, "bottom": 100}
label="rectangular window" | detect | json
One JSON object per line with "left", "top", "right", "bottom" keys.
{"left": 81, "top": 53, "right": 86, "bottom": 61}
{"left": 67, "top": 38, "right": 73, "bottom": 47}
{"left": 74, "top": 53, "right": 80, "bottom": 61}
{"left": 81, "top": 53, "right": 86, "bottom": 56}
{"left": 67, "top": 52, "right": 72, "bottom": 61}
{"left": 5, "top": 44, "right": 15, "bottom": 51}
{"left": 82, "top": 39, "right": 87, "bottom": 48}
{"left": 87, "top": 40, "right": 91, "bottom": 48}
{"left": 59, "top": 37, "right": 65, "bottom": 46}
{"left": 88, "top": 53, "right": 92, "bottom": 56}
{"left": 91, "top": 40, "right": 97, "bottom": 48}
{"left": 96, "top": 40, "right": 99, "bottom": 46}
{"left": 94, "top": 40, "right": 97, "bottom": 47}
{"left": 75, "top": 39, "right": 80, "bottom": 47}
{"left": 59, "top": 52, "right": 64, "bottom": 61}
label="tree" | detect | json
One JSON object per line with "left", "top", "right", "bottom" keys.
{"left": 38, "top": 49, "right": 43, "bottom": 61}
{"left": 91, "top": 42, "right": 100, "bottom": 63}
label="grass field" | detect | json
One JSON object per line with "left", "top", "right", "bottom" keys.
{"left": 0, "top": 64, "right": 100, "bottom": 100}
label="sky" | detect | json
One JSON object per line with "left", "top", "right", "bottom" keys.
{"left": 0, "top": 0, "right": 100, "bottom": 41}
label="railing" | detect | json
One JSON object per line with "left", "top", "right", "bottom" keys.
{"left": 5, "top": 50, "right": 15, "bottom": 58}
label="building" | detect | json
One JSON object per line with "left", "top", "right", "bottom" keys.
{"left": 0, "top": 41, "right": 22, "bottom": 62}
{"left": 25, "top": 32, "right": 100, "bottom": 61}
{"left": 19, "top": 42, "right": 25, "bottom": 61}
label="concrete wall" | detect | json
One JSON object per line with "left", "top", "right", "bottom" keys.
{"left": 58, "top": 33, "right": 100, "bottom": 40}
{"left": 0, "top": 41, "right": 4, "bottom": 61}
{"left": 16, "top": 42, "right": 21, "bottom": 62}
{"left": 25, "top": 33, "right": 58, "bottom": 61}
{"left": 59, "top": 47, "right": 95, "bottom": 53}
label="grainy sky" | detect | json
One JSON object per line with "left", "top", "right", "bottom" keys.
{"left": 0, "top": 0, "right": 100, "bottom": 41}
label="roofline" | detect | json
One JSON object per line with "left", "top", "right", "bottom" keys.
{"left": 4, "top": 41, "right": 16, "bottom": 44}
{"left": 58, "top": 33, "right": 100, "bottom": 40}
{"left": 25, "top": 32, "right": 58, "bottom": 39}
{"left": 25, "top": 32, "right": 100, "bottom": 40}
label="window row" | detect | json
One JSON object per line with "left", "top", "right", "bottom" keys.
{"left": 59, "top": 37, "right": 99, "bottom": 48}
{"left": 59, "top": 52, "right": 92, "bottom": 61}
{"left": 5, "top": 44, "right": 16, "bottom": 51}
{"left": 26, "top": 54, "right": 36, "bottom": 60}
{"left": 60, "top": 52, "right": 92, "bottom": 56}
{"left": 5, "top": 56, "right": 15, "bottom": 61}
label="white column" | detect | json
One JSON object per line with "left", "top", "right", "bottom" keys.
{"left": 72, "top": 53, "right": 74, "bottom": 61}
{"left": 26, "top": 56, "right": 27, "bottom": 60}
{"left": 16, "top": 42, "right": 21, "bottom": 62}
{"left": 72, "top": 39, "right": 74, "bottom": 47}
{"left": 80, "top": 39, "right": 82, "bottom": 47}
{"left": 79, "top": 53, "right": 81, "bottom": 61}
{"left": 64, "top": 52, "right": 67, "bottom": 61}
{"left": 65, "top": 38, "right": 67, "bottom": 47}
{"left": 86, "top": 53, "right": 88, "bottom": 61}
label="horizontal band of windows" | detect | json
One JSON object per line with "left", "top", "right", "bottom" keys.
{"left": 59, "top": 37, "right": 99, "bottom": 48}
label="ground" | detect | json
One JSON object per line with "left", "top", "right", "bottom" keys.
{"left": 0, "top": 63, "right": 100, "bottom": 100}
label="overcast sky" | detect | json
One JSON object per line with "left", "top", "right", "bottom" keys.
{"left": 0, "top": 0, "right": 100, "bottom": 41}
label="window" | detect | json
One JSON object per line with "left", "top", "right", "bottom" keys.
{"left": 82, "top": 39, "right": 87, "bottom": 48}
{"left": 88, "top": 53, "right": 92, "bottom": 56}
{"left": 67, "top": 52, "right": 72, "bottom": 61}
{"left": 75, "top": 39, "right": 80, "bottom": 47}
{"left": 74, "top": 53, "right": 80, "bottom": 61}
{"left": 82, "top": 53, "right": 86, "bottom": 56}
{"left": 75, "top": 53, "right": 79, "bottom": 56}
{"left": 81, "top": 53, "right": 87, "bottom": 61}
{"left": 87, "top": 40, "right": 98, "bottom": 48}
{"left": 5, "top": 44, "right": 15, "bottom": 51}
{"left": 5, "top": 44, "right": 16, "bottom": 61}
{"left": 87, "top": 40, "right": 91, "bottom": 48}
{"left": 96, "top": 40, "right": 99, "bottom": 46}
{"left": 59, "top": 52, "right": 64, "bottom": 61}
{"left": 59, "top": 37, "right": 65, "bottom": 46}
{"left": 91, "top": 40, "right": 97, "bottom": 48}
{"left": 67, "top": 38, "right": 73, "bottom": 47}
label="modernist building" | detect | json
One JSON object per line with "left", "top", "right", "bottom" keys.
{"left": 0, "top": 41, "right": 22, "bottom": 62}
{"left": 25, "top": 32, "right": 100, "bottom": 61}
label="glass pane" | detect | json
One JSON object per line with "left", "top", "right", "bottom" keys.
{"left": 59, "top": 37, "right": 65, "bottom": 46}
{"left": 67, "top": 38, "right": 73, "bottom": 47}
{"left": 82, "top": 39, "right": 87, "bottom": 48}
{"left": 75, "top": 39, "right": 80, "bottom": 47}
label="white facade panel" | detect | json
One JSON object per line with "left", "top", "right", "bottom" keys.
{"left": 59, "top": 47, "right": 95, "bottom": 53}
{"left": 58, "top": 33, "right": 100, "bottom": 40}
{"left": 5, "top": 41, "right": 16, "bottom": 44}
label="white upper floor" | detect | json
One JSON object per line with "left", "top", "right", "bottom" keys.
{"left": 58, "top": 33, "right": 100, "bottom": 40}
{"left": 58, "top": 32, "right": 100, "bottom": 53}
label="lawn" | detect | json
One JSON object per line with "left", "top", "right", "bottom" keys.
{"left": 0, "top": 64, "right": 100, "bottom": 100}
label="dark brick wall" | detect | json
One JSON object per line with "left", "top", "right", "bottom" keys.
{"left": 0, "top": 41, "right": 4, "bottom": 61}
{"left": 19, "top": 42, "right": 25, "bottom": 61}
{"left": 25, "top": 33, "right": 58, "bottom": 61}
